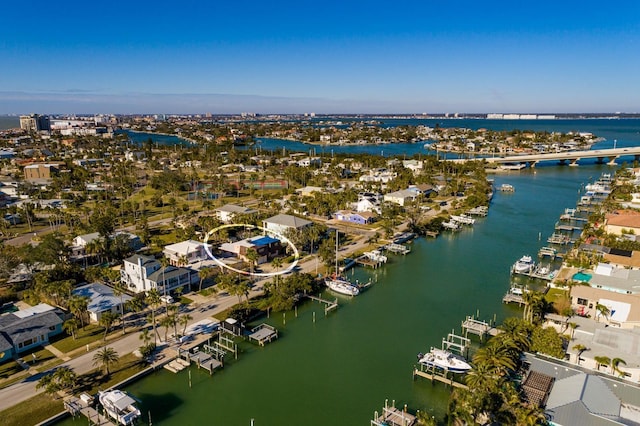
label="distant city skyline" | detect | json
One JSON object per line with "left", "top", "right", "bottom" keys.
{"left": 1, "top": 1, "right": 639, "bottom": 114}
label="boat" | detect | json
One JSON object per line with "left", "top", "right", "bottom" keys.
{"left": 98, "top": 390, "right": 141, "bottom": 425}
{"left": 512, "top": 255, "right": 534, "bottom": 274}
{"left": 363, "top": 249, "right": 388, "bottom": 263}
{"left": 498, "top": 183, "right": 515, "bottom": 192}
{"left": 325, "top": 274, "right": 360, "bottom": 296}
{"left": 417, "top": 348, "right": 471, "bottom": 373}
{"left": 325, "top": 230, "right": 359, "bottom": 296}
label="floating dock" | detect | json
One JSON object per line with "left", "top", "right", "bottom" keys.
{"left": 355, "top": 255, "right": 384, "bottom": 269}
{"left": 461, "top": 316, "right": 500, "bottom": 340}
{"left": 64, "top": 395, "right": 113, "bottom": 426}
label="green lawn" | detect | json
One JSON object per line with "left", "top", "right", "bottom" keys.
{"left": 51, "top": 324, "right": 106, "bottom": 354}
{"left": 0, "top": 353, "right": 148, "bottom": 426}
{"left": 179, "top": 296, "right": 194, "bottom": 305}
{"left": 1, "top": 393, "right": 64, "bottom": 426}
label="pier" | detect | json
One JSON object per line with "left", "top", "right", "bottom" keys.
{"left": 467, "top": 206, "right": 488, "bottom": 216}
{"left": 64, "top": 395, "right": 113, "bottom": 426}
{"left": 306, "top": 294, "right": 339, "bottom": 315}
{"left": 412, "top": 365, "right": 468, "bottom": 389}
{"left": 371, "top": 400, "right": 417, "bottom": 426}
{"left": 461, "top": 316, "right": 499, "bottom": 340}
{"left": 502, "top": 292, "right": 525, "bottom": 305}
{"left": 355, "top": 255, "right": 384, "bottom": 269}
{"left": 384, "top": 243, "right": 411, "bottom": 255}
{"left": 248, "top": 323, "right": 278, "bottom": 346}
{"left": 178, "top": 347, "right": 223, "bottom": 375}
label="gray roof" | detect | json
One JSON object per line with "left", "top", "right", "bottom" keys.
{"left": 124, "top": 254, "right": 158, "bottom": 267}
{"left": 147, "top": 266, "right": 193, "bottom": 283}
{"left": 0, "top": 311, "right": 62, "bottom": 345}
{"left": 0, "top": 333, "right": 12, "bottom": 353}
{"left": 263, "top": 214, "right": 312, "bottom": 229}
{"left": 215, "top": 204, "right": 255, "bottom": 214}
{"left": 72, "top": 282, "right": 132, "bottom": 314}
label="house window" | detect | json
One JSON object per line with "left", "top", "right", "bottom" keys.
{"left": 577, "top": 298, "right": 588, "bottom": 306}
{"left": 22, "top": 338, "right": 34, "bottom": 347}
{"left": 49, "top": 326, "right": 56, "bottom": 331}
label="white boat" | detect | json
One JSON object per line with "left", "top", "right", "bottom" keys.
{"left": 450, "top": 214, "right": 475, "bottom": 225}
{"left": 325, "top": 230, "right": 359, "bottom": 296}
{"left": 499, "top": 183, "right": 515, "bottom": 191}
{"left": 98, "top": 390, "right": 141, "bottom": 426}
{"left": 364, "top": 249, "right": 388, "bottom": 263}
{"left": 512, "top": 255, "right": 534, "bottom": 274}
{"left": 417, "top": 348, "right": 471, "bottom": 373}
{"left": 325, "top": 275, "right": 360, "bottom": 296}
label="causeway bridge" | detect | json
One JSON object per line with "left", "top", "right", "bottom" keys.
{"left": 453, "top": 147, "right": 640, "bottom": 167}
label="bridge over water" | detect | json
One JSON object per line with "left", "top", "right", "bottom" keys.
{"left": 452, "top": 147, "right": 640, "bottom": 167}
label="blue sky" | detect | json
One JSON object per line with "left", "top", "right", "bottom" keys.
{"left": 1, "top": 1, "right": 639, "bottom": 114}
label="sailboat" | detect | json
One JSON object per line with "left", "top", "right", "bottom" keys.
{"left": 325, "top": 230, "right": 359, "bottom": 296}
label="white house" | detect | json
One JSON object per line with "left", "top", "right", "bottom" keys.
{"left": 263, "top": 214, "right": 312, "bottom": 237}
{"left": 163, "top": 240, "right": 212, "bottom": 266}
{"left": 402, "top": 160, "right": 423, "bottom": 173}
{"left": 384, "top": 189, "right": 418, "bottom": 207}
{"left": 72, "top": 282, "right": 133, "bottom": 323}
{"left": 121, "top": 254, "right": 197, "bottom": 294}
{"left": 214, "top": 204, "right": 257, "bottom": 223}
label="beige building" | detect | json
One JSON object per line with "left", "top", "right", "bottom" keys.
{"left": 604, "top": 210, "right": 640, "bottom": 235}
{"left": 23, "top": 163, "right": 59, "bottom": 181}
{"left": 570, "top": 285, "right": 640, "bottom": 328}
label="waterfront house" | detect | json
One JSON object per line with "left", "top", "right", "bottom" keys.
{"left": 384, "top": 189, "right": 418, "bottom": 207}
{"left": 402, "top": 159, "right": 423, "bottom": 173}
{"left": 72, "top": 282, "right": 133, "bottom": 323}
{"left": 263, "top": 214, "right": 312, "bottom": 237}
{"left": 219, "top": 235, "right": 284, "bottom": 265}
{"left": 353, "top": 192, "right": 382, "bottom": 214}
{"left": 604, "top": 210, "right": 640, "bottom": 236}
{"left": 214, "top": 204, "right": 257, "bottom": 223}
{"left": 0, "top": 303, "right": 63, "bottom": 363}
{"left": 121, "top": 254, "right": 198, "bottom": 294}
{"left": 163, "top": 240, "right": 212, "bottom": 266}
{"left": 570, "top": 285, "right": 640, "bottom": 328}
{"left": 526, "top": 354, "right": 640, "bottom": 426}
{"left": 333, "top": 210, "right": 377, "bottom": 225}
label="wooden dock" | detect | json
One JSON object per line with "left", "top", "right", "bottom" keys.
{"left": 248, "top": 323, "right": 278, "bottom": 346}
{"left": 64, "top": 396, "right": 113, "bottom": 426}
{"left": 503, "top": 293, "right": 525, "bottom": 305}
{"left": 371, "top": 400, "right": 417, "bottom": 426}
{"left": 306, "top": 294, "right": 338, "bottom": 315}
{"left": 412, "top": 368, "right": 468, "bottom": 389}
{"left": 385, "top": 243, "right": 411, "bottom": 255}
{"left": 355, "top": 255, "right": 384, "bottom": 269}
{"left": 461, "top": 316, "right": 500, "bottom": 340}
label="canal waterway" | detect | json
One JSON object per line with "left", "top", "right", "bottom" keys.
{"left": 69, "top": 121, "right": 638, "bottom": 425}
{"left": 59, "top": 168, "right": 616, "bottom": 425}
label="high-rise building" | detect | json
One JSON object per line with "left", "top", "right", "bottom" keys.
{"left": 19, "top": 114, "right": 50, "bottom": 132}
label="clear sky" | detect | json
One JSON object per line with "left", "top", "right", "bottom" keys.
{"left": 1, "top": 1, "right": 639, "bottom": 114}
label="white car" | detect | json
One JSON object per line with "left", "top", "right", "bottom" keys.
{"left": 160, "top": 295, "right": 175, "bottom": 304}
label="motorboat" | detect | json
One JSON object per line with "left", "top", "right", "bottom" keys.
{"left": 98, "top": 390, "right": 141, "bottom": 425}
{"left": 364, "top": 249, "right": 388, "bottom": 263}
{"left": 325, "top": 274, "right": 359, "bottom": 296}
{"left": 512, "top": 255, "right": 534, "bottom": 274}
{"left": 417, "top": 348, "right": 471, "bottom": 373}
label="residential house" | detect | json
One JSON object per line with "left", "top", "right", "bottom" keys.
{"left": 263, "top": 214, "right": 312, "bottom": 238}
{"left": 219, "top": 235, "right": 284, "bottom": 264}
{"left": 604, "top": 210, "right": 640, "bottom": 236}
{"left": 333, "top": 210, "right": 377, "bottom": 225}
{"left": 146, "top": 265, "right": 198, "bottom": 295}
{"left": 163, "top": 240, "right": 212, "bottom": 266}
{"left": 352, "top": 192, "right": 382, "bottom": 215}
{"left": 297, "top": 157, "right": 322, "bottom": 167}
{"left": 384, "top": 189, "right": 418, "bottom": 207}
{"left": 358, "top": 168, "right": 396, "bottom": 184}
{"left": 121, "top": 254, "right": 161, "bottom": 293}
{"left": 23, "top": 163, "right": 60, "bottom": 182}
{"left": 214, "top": 204, "right": 257, "bottom": 224}
{"left": 0, "top": 303, "right": 63, "bottom": 362}
{"left": 570, "top": 285, "right": 640, "bottom": 328}
{"left": 72, "top": 282, "right": 133, "bottom": 323}
{"left": 402, "top": 159, "right": 423, "bottom": 173}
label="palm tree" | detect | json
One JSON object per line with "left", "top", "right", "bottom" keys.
{"left": 145, "top": 289, "right": 162, "bottom": 345}
{"left": 159, "top": 257, "right": 170, "bottom": 304}
{"left": 594, "top": 355, "right": 611, "bottom": 372}
{"left": 139, "top": 327, "right": 152, "bottom": 347}
{"left": 568, "top": 322, "right": 578, "bottom": 340}
{"left": 111, "top": 281, "right": 128, "bottom": 335}
{"left": 180, "top": 313, "right": 193, "bottom": 336}
{"left": 611, "top": 357, "right": 627, "bottom": 377}
{"left": 596, "top": 303, "right": 611, "bottom": 323}
{"left": 245, "top": 248, "right": 258, "bottom": 274}
{"left": 69, "top": 295, "right": 89, "bottom": 329}
{"left": 92, "top": 346, "right": 120, "bottom": 375}
{"left": 99, "top": 311, "right": 119, "bottom": 341}
{"left": 198, "top": 267, "right": 216, "bottom": 292}
{"left": 572, "top": 344, "right": 588, "bottom": 365}
{"left": 63, "top": 318, "right": 80, "bottom": 340}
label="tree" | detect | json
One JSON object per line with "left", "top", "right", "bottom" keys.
{"left": 180, "top": 313, "right": 193, "bottom": 336}
{"left": 99, "top": 311, "right": 119, "bottom": 341}
{"left": 63, "top": 318, "right": 80, "bottom": 340}
{"left": 245, "top": 248, "right": 258, "bottom": 274}
{"left": 596, "top": 303, "right": 611, "bottom": 323}
{"left": 111, "top": 281, "right": 128, "bottom": 335}
{"left": 69, "top": 295, "right": 89, "bottom": 329}
{"left": 611, "top": 357, "right": 627, "bottom": 377}
{"left": 93, "top": 346, "right": 120, "bottom": 375}
{"left": 36, "top": 366, "right": 78, "bottom": 397}
{"left": 145, "top": 289, "right": 162, "bottom": 345}
{"left": 197, "top": 267, "right": 216, "bottom": 292}
{"left": 594, "top": 355, "right": 611, "bottom": 372}
{"left": 572, "top": 344, "right": 588, "bottom": 365}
